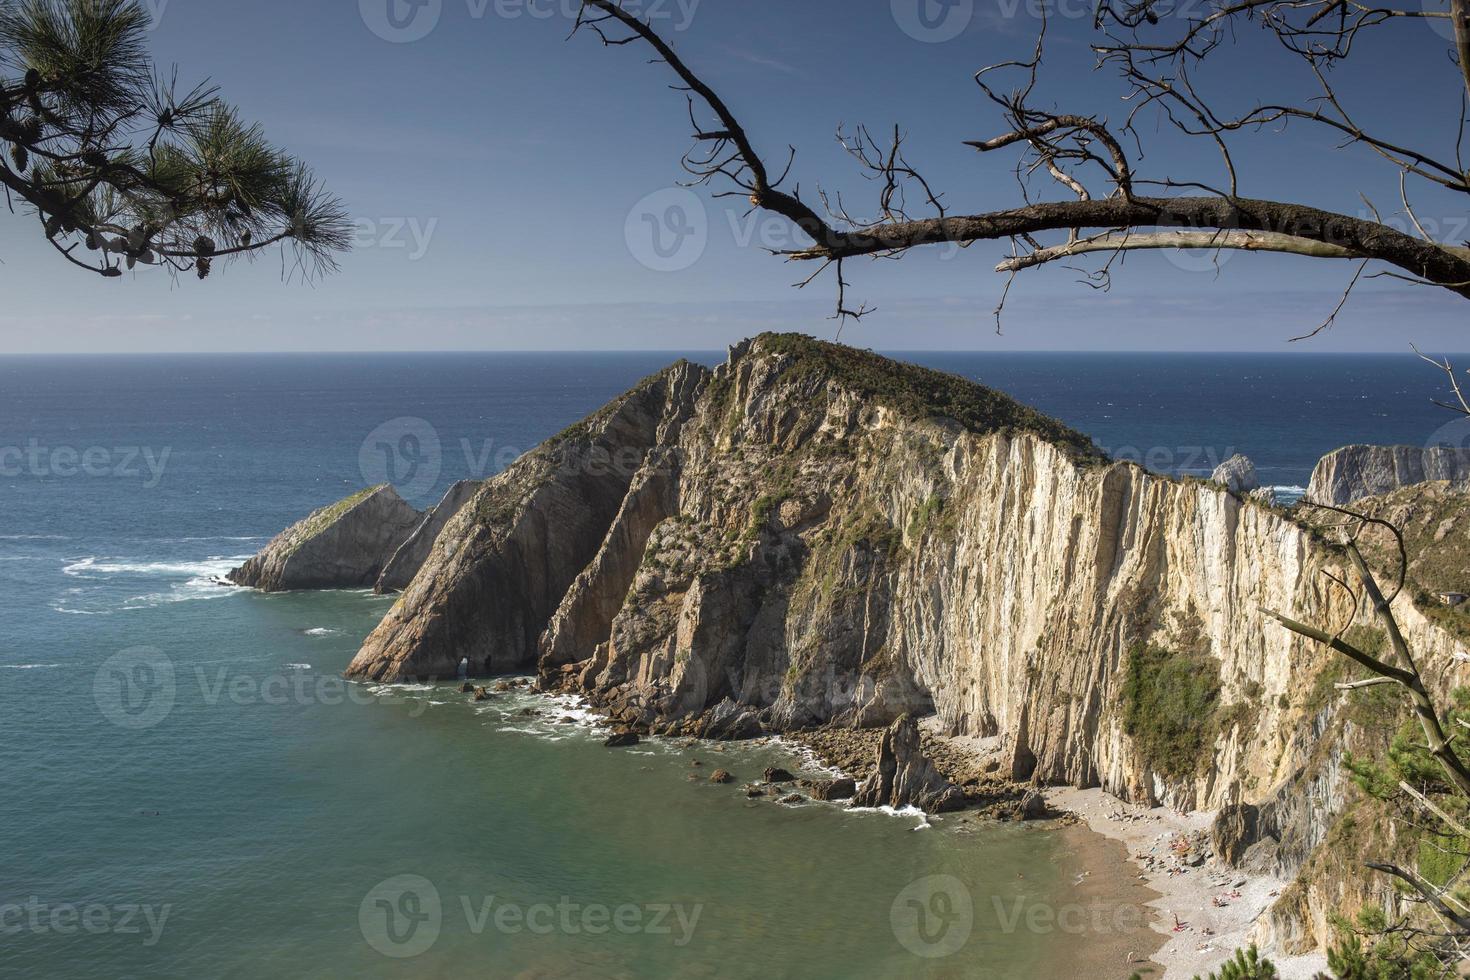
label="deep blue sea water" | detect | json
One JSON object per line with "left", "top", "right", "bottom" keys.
{"left": 0, "top": 350, "right": 1460, "bottom": 978}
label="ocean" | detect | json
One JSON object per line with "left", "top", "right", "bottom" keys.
{"left": 0, "top": 349, "right": 1459, "bottom": 978}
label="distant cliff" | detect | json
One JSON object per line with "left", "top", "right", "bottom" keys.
{"left": 345, "top": 362, "right": 709, "bottom": 680}
{"left": 1307, "top": 444, "right": 1470, "bottom": 505}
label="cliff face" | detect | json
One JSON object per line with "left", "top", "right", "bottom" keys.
{"left": 228, "top": 485, "right": 422, "bottom": 591}
{"left": 377, "top": 480, "right": 481, "bottom": 593}
{"left": 342, "top": 361, "right": 709, "bottom": 682}
{"left": 1307, "top": 444, "right": 1470, "bottom": 505}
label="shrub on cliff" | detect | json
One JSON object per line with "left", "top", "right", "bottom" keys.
{"left": 1327, "top": 910, "right": 1446, "bottom": 980}
{"left": 1121, "top": 642, "right": 1223, "bottom": 779}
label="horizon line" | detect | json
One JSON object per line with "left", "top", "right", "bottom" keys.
{"left": 0, "top": 348, "right": 1463, "bottom": 357}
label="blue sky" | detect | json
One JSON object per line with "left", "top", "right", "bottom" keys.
{"left": 0, "top": 0, "right": 1463, "bottom": 352}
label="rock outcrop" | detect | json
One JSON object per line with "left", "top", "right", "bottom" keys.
{"left": 1212, "top": 803, "right": 1263, "bottom": 866}
{"left": 343, "top": 361, "right": 709, "bottom": 681}
{"left": 1212, "top": 454, "right": 1260, "bottom": 494}
{"left": 850, "top": 715, "right": 966, "bottom": 813}
{"left": 377, "top": 480, "right": 481, "bottom": 593}
{"left": 1307, "top": 444, "right": 1470, "bottom": 505}
{"left": 228, "top": 485, "right": 422, "bottom": 591}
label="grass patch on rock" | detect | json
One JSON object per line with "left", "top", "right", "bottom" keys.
{"left": 1121, "top": 641, "right": 1224, "bottom": 779}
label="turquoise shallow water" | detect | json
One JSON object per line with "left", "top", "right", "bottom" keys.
{"left": 1, "top": 350, "right": 1456, "bottom": 977}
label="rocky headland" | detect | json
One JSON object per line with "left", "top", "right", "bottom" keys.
{"left": 230, "top": 333, "right": 1470, "bottom": 967}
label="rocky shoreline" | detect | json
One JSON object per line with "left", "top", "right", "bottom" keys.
{"left": 786, "top": 723, "right": 1053, "bottom": 822}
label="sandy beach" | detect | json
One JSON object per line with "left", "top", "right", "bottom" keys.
{"left": 1048, "top": 787, "right": 1329, "bottom": 979}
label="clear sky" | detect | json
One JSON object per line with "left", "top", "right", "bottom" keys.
{"left": 0, "top": 0, "right": 1464, "bottom": 353}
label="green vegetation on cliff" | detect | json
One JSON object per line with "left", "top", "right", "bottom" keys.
{"left": 287, "top": 485, "right": 384, "bottom": 555}
{"left": 1121, "top": 641, "right": 1225, "bottom": 778}
{"left": 741, "top": 333, "right": 1107, "bottom": 463}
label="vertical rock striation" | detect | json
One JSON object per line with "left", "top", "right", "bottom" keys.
{"left": 850, "top": 714, "right": 966, "bottom": 813}
{"left": 343, "top": 361, "right": 709, "bottom": 681}
{"left": 377, "top": 479, "right": 481, "bottom": 593}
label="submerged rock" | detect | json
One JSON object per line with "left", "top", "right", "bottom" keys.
{"left": 604, "top": 731, "right": 640, "bottom": 748}
{"left": 763, "top": 767, "right": 795, "bottom": 784}
{"left": 228, "top": 485, "right": 422, "bottom": 592}
{"left": 709, "top": 769, "right": 734, "bottom": 784}
{"left": 850, "top": 715, "right": 966, "bottom": 814}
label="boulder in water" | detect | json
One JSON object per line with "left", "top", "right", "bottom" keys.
{"left": 811, "top": 777, "right": 857, "bottom": 801}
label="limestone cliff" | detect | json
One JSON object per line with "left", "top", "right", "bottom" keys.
{"left": 1307, "top": 444, "right": 1470, "bottom": 505}
{"left": 228, "top": 485, "right": 422, "bottom": 591}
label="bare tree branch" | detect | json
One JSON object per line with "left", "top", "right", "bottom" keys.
{"left": 572, "top": 0, "right": 1470, "bottom": 322}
